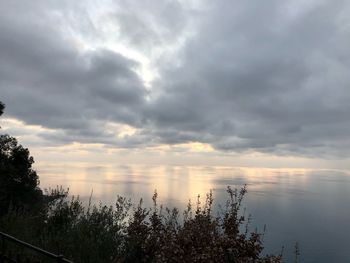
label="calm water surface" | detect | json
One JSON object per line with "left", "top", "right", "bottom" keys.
{"left": 38, "top": 164, "right": 350, "bottom": 263}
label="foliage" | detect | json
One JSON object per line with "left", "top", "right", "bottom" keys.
{"left": 119, "top": 187, "right": 281, "bottom": 263}
{"left": 0, "top": 101, "right": 42, "bottom": 216}
{"left": 0, "top": 101, "right": 4, "bottom": 116}
{"left": 1, "top": 187, "right": 282, "bottom": 263}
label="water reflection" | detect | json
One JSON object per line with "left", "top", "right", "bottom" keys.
{"left": 38, "top": 164, "right": 350, "bottom": 263}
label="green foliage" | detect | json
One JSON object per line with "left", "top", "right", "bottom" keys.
{"left": 39, "top": 195, "right": 131, "bottom": 262}
{"left": 0, "top": 102, "right": 41, "bottom": 215}
{"left": 0, "top": 128, "right": 43, "bottom": 216}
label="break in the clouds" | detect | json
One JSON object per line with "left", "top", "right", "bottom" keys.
{"left": 1, "top": 0, "right": 350, "bottom": 158}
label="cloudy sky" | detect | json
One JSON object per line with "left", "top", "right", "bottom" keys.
{"left": 1, "top": 0, "right": 350, "bottom": 168}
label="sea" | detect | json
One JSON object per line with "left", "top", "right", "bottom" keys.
{"left": 38, "top": 164, "right": 350, "bottom": 263}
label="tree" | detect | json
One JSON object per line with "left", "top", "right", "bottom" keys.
{"left": 0, "top": 101, "right": 4, "bottom": 129}
{"left": 0, "top": 101, "right": 4, "bottom": 116}
{"left": 0, "top": 101, "right": 42, "bottom": 216}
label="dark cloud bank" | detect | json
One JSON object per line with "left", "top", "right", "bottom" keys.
{"left": 1, "top": 0, "right": 350, "bottom": 158}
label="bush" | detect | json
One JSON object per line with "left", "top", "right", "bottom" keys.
{"left": 1, "top": 186, "right": 282, "bottom": 263}
{"left": 120, "top": 187, "right": 281, "bottom": 263}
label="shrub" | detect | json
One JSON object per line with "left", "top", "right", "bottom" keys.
{"left": 119, "top": 187, "right": 281, "bottom": 263}
{"left": 1, "top": 186, "right": 282, "bottom": 262}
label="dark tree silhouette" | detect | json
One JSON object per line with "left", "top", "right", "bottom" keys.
{"left": 0, "top": 101, "right": 4, "bottom": 116}
{"left": 0, "top": 101, "right": 42, "bottom": 216}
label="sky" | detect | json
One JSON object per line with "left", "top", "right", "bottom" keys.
{"left": 1, "top": 0, "right": 350, "bottom": 169}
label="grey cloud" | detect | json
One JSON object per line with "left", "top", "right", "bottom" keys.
{"left": 0, "top": 1, "right": 147, "bottom": 147}
{"left": 144, "top": 0, "right": 350, "bottom": 157}
{"left": 111, "top": 0, "right": 188, "bottom": 50}
{"left": 1, "top": 0, "right": 350, "bottom": 158}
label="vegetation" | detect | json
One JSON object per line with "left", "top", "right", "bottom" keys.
{"left": 0, "top": 102, "right": 46, "bottom": 217}
{"left": 0, "top": 134, "right": 43, "bottom": 216}
{"left": 1, "top": 189, "right": 282, "bottom": 262}
{"left": 0, "top": 101, "right": 282, "bottom": 262}
{"left": 0, "top": 101, "right": 4, "bottom": 116}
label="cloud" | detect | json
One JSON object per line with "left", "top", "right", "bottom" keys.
{"left": 1, "top": 0, "right": 350, "bottom": 158}
{"left": 144, "top": 0, "right": 350, "bottom": 157}
{"left": 111, "top": 0, "right": 188, "bottom": 50}
{"left": 0, "top": 0, "right": 148, "bottom": 147}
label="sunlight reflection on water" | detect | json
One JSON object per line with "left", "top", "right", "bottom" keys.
{"left": 38, "top": 164, "right": 350, "bottom": 263}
